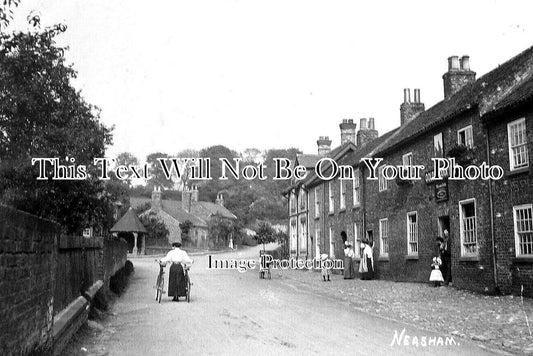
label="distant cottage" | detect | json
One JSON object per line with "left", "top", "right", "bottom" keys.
{"left": 130, "top": 185, "right": 237, "bottom": 250}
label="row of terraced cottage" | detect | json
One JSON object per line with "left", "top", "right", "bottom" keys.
{"left": 285, "top": 45, "right": 533, "bottom": 296}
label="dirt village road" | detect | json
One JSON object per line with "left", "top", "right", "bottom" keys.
{"left": 65, "top": 245, "right": 502, "bottom": 356}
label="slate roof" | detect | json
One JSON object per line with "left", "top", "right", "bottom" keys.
{"left": 110, "top": 208, "right": 147, "bottom": 233}
{"left": 486, "top": 74, "right": 533, "bottom": 118}
{"left": 304, "top": 132, "right": 397, "bottom": 188}
{"left": 161, "top": 200, "right": 207, "bottom": 227}
{"left": 129, "top": 196, "right": 236, "bottom": 228}
{"left": 295, "top": 154, "right": 321, "bottom": 169}
{"left": 191, "top": 201, "right": 237, "bottom": 220}
{"left": 375, "top": 44, "right": 533, "bottom": 156}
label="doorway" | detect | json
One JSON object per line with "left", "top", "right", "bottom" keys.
{"left": 438, "top": 216, "right": 451, "bottom": 283}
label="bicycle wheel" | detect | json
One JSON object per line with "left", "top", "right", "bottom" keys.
{"left": 155, "top": 275, "right": 161, "bottom": 301}
{"left": 186, "top": 278, "right": 191, "bottom": 303}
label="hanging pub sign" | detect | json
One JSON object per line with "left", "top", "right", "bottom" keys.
{"left": 435, "top": 181, "right": 449, "bottom": 202}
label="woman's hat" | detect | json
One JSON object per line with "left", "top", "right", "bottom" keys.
{"left": 171, "top": 242, "right": 182, "bottom": 248}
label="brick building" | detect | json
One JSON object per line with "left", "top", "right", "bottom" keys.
{"left": 286, "top": 45, "right": 533, "bottom": 296}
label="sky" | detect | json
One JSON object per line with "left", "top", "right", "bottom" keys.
{"left": 8, "top": 0, "right": 533, "bottom": 161}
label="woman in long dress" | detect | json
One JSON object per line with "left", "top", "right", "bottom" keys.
{"left": 343, "top": 243, "right": 356, "bottom": 279}
{"left": 160, "top": 242, "right": 193, "bottom": 301}
{"left": 359, "top": 240, "right": 374, "bottom": 280}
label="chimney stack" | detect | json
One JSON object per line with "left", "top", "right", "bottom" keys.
{"left": 339, "top": 119, "right": 357, "bottom": 145}
{"left": 356, "top": 117, "right": 378, "bottom": 147}
{"left": 400, "top": 88, "right": 425, "bottom": 125}
{"left": 443, "top": 55, "right": 476, "bottom": 99}
{"left": 215, "top": 192, "right": 225, "bottom": 207}
{"left": 317, "top": 136, "right": 332, "bottom": 156}
{"left": 181, "top": 184, "right": 198, "bottom": 212}
{"left": 191, "top": 184, "right": 199, "bottom": 202}
{"left": 151, "top": 186, "right": 162, "bottom": 212}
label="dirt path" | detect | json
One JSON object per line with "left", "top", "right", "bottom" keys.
{"left": 68, "top": 246, "right": 501, "bottom": 355}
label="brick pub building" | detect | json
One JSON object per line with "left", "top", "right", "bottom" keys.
{"left": 286, "top": 45, "right": 533, "bottom": 296}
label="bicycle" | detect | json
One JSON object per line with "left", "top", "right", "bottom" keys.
{"left": 155, "top": 259, "right": 166, "bottom": 303}
{"left": 184, "top": 266, "right": 192, "bottom": 303}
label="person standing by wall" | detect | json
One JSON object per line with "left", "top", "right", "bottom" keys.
{"left": 359, "top": 239, "right": 374, "bottom": 280}
{"left": 440, "top": 230, "right": 452, "bottom": 285}
{"left": 343, "top": 241, "right": 355, "bottom": 279}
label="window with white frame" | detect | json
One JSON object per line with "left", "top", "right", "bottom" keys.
{"left": 457, "top": 125, "right": 473, "bottom": 148}
{"left": 290, "top": 193, "right": 296, "bottom": 214}
{"left": 514, "top": 204, "right": 533, "bottom": 257}
{"left": 508, "top": 118, "right": 529, "bottom": 171}
{"left": 329, "top": 225, "right": 335, "bottom": 258}
{"left": 353, "top": 170, "right": 360, "bottom": 206}
{"left": 407, "top": 212, "right": 418, "bottom": 255}
{"left": 328, "top": 181, "right": 334, "bottom": 213}
{"left": 299, "top": 190, "right": 306, "bottom": 211}
{"left": 314, "top": 187, "right": 320, "bottom": 218}
{"left": 289, "top": 218, "right": 297, "bottom": 254}
{"left": 402, "top": 152, "right": 413, "bottom": 178}
{"left": 378, "top": 166, "right": 387, "bottom": 192}
{"left": 339, "top": 178, "right": 346, "bottom": 209}
{"left": 402, "top": 152, "right": 413, "bottom": 166}
{"left": 379, "top": 218, "right": 389, "bottom": 256}
{"left": 299, "top": 217, "right": 307, "bottom": 254}
{"left": 434, "top": 133, "right": 443, "bottom": 157}
{"left": 353, "top": 222, "right": 360, "bottom": 258}
{"left": 459, "top": 199, "right": 477, "bottom": 256}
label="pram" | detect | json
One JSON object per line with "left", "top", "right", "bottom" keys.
{"left": 259, "top": 250, "right": 272, "bottom": 279}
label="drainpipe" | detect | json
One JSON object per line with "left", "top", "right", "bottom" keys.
{"left": 323, "top": 181, "right": 327, "bottom": 257}
{"left": 485, "top": 124, "right": 499, "bottom": 293}
{"left": 296, "top": 189, "right": 299, "bottom": 259}
{"left": 304, "top": 185, "right": 310, "bottom": 260}
{"left": 361, "top": 165, "right": 367, "bottom": 240}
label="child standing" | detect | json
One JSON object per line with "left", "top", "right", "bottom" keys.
{"left": 429, "top": 256, "right": 444, "bottom": 287}
{"left": 320, "top": 253, "right": 331, "bottom": 282}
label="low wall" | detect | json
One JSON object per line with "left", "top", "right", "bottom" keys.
{"left": 54, "top": 235, "right": 103, "bottom": 314}
{"left": 0, "top": 205, "right": 59, "bottom": 355}
{"left": 102, "top": 237, "right": 128, "bottom": 287}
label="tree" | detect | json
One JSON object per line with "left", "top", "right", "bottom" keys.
{"left": 255, "top": 221, "right": 277, "bottom": 251}
{"left": 146, "top": 152, "right": 175, "bottom": 190}
{"left": 0, "top": 24, "right": 113, "bottom": 233}
{"left": 208, "top": 216, "right": 242, "bottom": 248}
{"left": 175, "top": 149, "right": 199, "bottom": 191}
{"left": 242, "top": 148, "right": 262, "bottom": 164}
{"left": 179, "top": 220, "right": 193, "bottom": 243}
{"left": 139, "top": 211, "right": 169, "bottom": 246}
{"left": 114, "top": 152, "right": 139, "bottom": 187}
{"left": 0, "top": 0, "right": 21, "bottom": 31}
{"left": 274, "top": 230, "right": 289, "bottom": 259}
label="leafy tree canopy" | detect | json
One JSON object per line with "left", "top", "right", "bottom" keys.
{"left": 0, "top": 23, "right": 113, "bottom": 233}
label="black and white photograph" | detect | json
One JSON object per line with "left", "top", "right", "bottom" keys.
{"left": 1, "top": 1, "right": 533, "bottom": 355}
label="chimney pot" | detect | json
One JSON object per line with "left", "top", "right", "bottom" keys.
{"left": 460, "top": 55, "right": 470, "bottom": 71}
{"left": 448, "top": 56, "right": 460, "bottom": 71}
{"left": 403, "top": 88, "right": 411, "bottom": 103}
{"left": 368, "top": 118, "right": 375, "bottom": 130}
{"left": 360, "top": 118, "right": 367, "bottom": 130}
{"left": 414, "top": 88, "right": 421, "bottom": 103}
